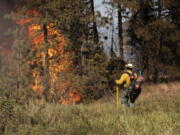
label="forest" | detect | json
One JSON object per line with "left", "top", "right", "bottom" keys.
{"left": 0, "top": 0, "right": 179, "bottom": 134}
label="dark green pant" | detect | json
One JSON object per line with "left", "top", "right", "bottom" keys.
{"left": 121, "top": 88, "right": 141, "bottom": 107}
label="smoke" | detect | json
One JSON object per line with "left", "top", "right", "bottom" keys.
{"left": 0, "top": 0, "right": 19, "bottom": 49}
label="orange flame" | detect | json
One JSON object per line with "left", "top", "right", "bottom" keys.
{"left": 18, "top": 10, "right": 81, "bottom": 104}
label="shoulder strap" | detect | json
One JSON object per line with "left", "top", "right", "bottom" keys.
{"left": 123, "top": 70, "right": 136, "bottom": 81}
{"left": 123, "top": 70, "right": 132, "bottom": 77}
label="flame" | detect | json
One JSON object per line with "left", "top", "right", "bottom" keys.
{"left": 61, "top": 92, "right": 81, "bottom": 105}
{"left": 18, "top": 10, "right": 81, "bottom": 104}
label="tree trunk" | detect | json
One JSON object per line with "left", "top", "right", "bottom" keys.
{"left": 110, "top": 8, "right": 115, "bottom": 58}
{"left": 90, "top": 0, "right": 99, "bottom": 43}
{"left": 43, "top": 24, "right": 50, "bottom": 102}
{"left": 152, "top": 0, "right": 163, "bottom": 83}
{"left": 118, "top": 4, "right": 123, "bottom": 60}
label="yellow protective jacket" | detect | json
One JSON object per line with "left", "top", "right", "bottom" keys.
{"left": 116, "top": 70, "right": 137, "bottom": 88}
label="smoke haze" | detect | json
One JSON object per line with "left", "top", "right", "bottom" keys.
{"left": 0, "top": 0, "right": 19, "bottom": 50}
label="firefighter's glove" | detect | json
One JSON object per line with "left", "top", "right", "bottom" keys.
{"left": 115, "top": 80, "right": 119, "bottom": 85}
{"left": 115, "top": 80, "right": 122, "bottom": 88}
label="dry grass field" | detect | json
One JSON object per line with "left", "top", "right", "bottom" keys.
{"left": 0, "top": 82, "right": 180, "bottom": 135}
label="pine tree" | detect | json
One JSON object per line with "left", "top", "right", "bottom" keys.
{"left": 7, "top": 0, "right": 109, "bottom": 102}
{"left": 0, "top": 24, "right": 34, "bottom": 102}
{"left": 110, "top": 0, "right": 180, "bottom": 81}
{"left": 129, "top": 0, "right": 180, "bottom": 81}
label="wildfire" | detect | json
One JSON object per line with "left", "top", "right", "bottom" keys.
{"left": 17, "top": 10, "right": 81, "bottom": 104}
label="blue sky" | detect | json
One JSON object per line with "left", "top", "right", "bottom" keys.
{"left": 94, "top": 0, "right": 119, "bottom": 56}
{"left": 94, "top": 0, "right": 106, "bottom": 15}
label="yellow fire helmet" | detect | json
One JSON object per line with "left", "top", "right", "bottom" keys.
{"left": 125, "top": 63, "right": 134, "bottom": 69}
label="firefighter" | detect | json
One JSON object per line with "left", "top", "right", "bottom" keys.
{"left": 115, "top": 63, "right": 141, "bottom": 107}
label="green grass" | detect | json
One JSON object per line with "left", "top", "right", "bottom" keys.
{"left": 0, "top": 83, "right": 180, "bottom": 135}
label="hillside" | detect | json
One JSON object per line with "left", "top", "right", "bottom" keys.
{"left": 0, "top": 82, "right": 180, "bottom": 135}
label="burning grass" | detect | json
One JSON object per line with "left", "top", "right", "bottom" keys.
{"left": 0, "top": 82, "right": 180, "bottom": 135}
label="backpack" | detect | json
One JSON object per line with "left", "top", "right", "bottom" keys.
{"left": 123, "top": 71, "right": 140, "bottom": 91}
